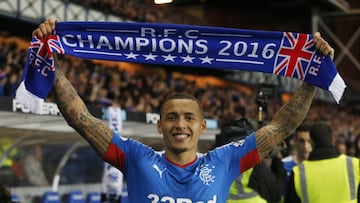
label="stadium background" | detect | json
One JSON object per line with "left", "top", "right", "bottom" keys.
{"left": 0, "top": 0, "right": 359, "bottom": 202}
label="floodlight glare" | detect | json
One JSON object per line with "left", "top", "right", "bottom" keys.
{"left": 154, "top": 0, "right": 173, "bottom": 4}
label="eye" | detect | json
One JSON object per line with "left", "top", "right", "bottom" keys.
{"left": 185, "top": 115, "right": 195, "bottom": 121}
{"left": 166, "top": 114, "right": 176, "bottom": 121}
{"left": 298, "top": 138, "right": 306, "bottom": 143}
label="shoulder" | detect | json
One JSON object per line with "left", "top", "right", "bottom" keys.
{"left": 109, "top": 132, "right": 156, "bottom": 156}
{"left": 282, "top": 155, "right": 294, "bottom": 162}
{"left": 345, "top": 155, "right": 360, "bottom": 166}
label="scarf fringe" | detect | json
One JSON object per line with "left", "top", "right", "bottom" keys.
{"left": 15, "top": 81, "right": 44, "bottom": 114}
{"left": 329, "top": 73, "right": 347, "bottom": 104}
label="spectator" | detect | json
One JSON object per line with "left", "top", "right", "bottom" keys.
{"left": 0, "top": 138, "right": 16, "bottom": 186}
{"left": 336, "top": 136, "right": 348, "bottom": 154}
{"left": 22, "top": 144, "right": 49, "bottom": 186}
{"left": 284, "top": 121, "right": 360, "bottom": 203}
{"left": 282, "top": 124, "right": 312, "bottom": 178}
{"left": 101, "top": 162, "right": 124, "bottom": 203}
{"left": 3, "top": 71, "right": 18, "bottom": 97}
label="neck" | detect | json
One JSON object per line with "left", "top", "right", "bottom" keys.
{"left": 165, "top": 150, "right": 197, "bottom": 167}
{"left": 295, "top": 153, "right": 307, "bottom": 164}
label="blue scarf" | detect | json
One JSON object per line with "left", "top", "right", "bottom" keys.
{"left": 15, "top": 21, "right": 346, "bottom": 114}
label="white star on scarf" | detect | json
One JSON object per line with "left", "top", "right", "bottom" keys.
{"left": 181, "top": 55, "right": 195, "bottom": 63}
{"left": 162, "top": 54, "right": 177, "bottom": 62}
{"left": 200, "top": 56, "right": 214, "bottom": 64}
{"left": 143, "top": 53, "right": 158, "bottom": 61}
{"left": 125, "top": 52, "right": 139, "bottom": 59}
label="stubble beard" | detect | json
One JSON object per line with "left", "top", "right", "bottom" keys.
{"left": 169, "top": 146, "right": 188, "bottom": 154}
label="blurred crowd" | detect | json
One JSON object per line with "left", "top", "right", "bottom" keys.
{"left": 66, "top": 0, "right": 207, "bottom": 25}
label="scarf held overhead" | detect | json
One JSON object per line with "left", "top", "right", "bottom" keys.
{"left": 16, "top": 21, "right": 346, "bottom": 114}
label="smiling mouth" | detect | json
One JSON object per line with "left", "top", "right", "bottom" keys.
{"left": 173, "top": 134, "right": 190, "bottom": 141}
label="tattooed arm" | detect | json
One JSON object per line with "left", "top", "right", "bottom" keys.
{"left": 34, "top": 19, "right": 112, "bottom": 157}
{"left": 255, "top": 32, "right": 335, "bottom": 160}
{"left": 255, "top": 83, "right": 316, "bottom": 160}
{"left": 53, "top": 62, "right": 112, "bottom": 157}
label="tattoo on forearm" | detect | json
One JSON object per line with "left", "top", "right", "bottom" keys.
{"left": 52, "top": 69, "right": 111, "bottom": 156}
{"left": 257, "top": 83, "right": 316, "bottom": 159}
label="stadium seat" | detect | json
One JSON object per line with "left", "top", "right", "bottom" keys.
{"left": 11, "top": 194, "right": 20, "bottom": 203}
{"left": 41, "top": 191, "right": 61, "bottom": 203}
{"left": 66, "top": 191, "right": 85, "bottom": 203}
{"left": 86, "top": 192, "right": 100, "bottom": 203}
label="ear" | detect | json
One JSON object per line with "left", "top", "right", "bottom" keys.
{"left": 157, "top": 119, "right": 162, "bottom": 134}
{"left": 200, "top": 119, "right": 207, "bottom": 134}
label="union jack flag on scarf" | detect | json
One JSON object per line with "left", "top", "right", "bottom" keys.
{"left": 15, "top": 35, "right": 64, "bottom": 113}
{"left": 15, "top": 21, "right": 346, "bottom": 114}
{"left": 274, "top": 32, "right": 314, "bottom": 80}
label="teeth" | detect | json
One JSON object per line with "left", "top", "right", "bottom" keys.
{"left": 174, "top": 134, "right": 188, "bottom": 138}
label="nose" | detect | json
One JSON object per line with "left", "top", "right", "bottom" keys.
{"left": 174, "top": 117, "right": 187, "bottom": 129}
{"left": 305, "top": 141, "right": 312, "bottom": 151}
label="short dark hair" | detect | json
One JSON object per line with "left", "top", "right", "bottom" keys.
{"left": 294, "top": 124, "right": 310, "bottom": 138}
{"left": 296, "top": 124, "right": 310, "bottom": 132}
{"left": 310, "top": 121, "right": 333, "bottom": 147}
{"left": 159, "top": 92, "right": 204, "bottom": 117}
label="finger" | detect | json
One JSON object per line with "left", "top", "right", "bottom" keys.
{"left": 37, "top": 22, "right": 49, "bottom": 38}
{"left": 313, "top": 32, "right": 321, "bottom": 42}
{"left": 48, "top": 18, "right": 57, "bottom": 30}
{"left": 42, "top": 20, "right": 54, "bottom": 37}
{"left": 318, "top": 40, "right": 327, "bottom": 52}
{"left": 33, "top": 19, "right": 58, "bottom": 38}
{"left": 329, "top": 47, "right": 335, "bottom": 59}
{"left": 44, "top": 19, "right": 57, "bottom": 34}
{"left": 313, "top": 32, "right": 334, "bottom": 58}
{"left": 313, "top": 32, "right": 322, "bottom": 50}
{"left": 38, "top": 22, "right": 49, "bottom": 38}
{"left": 323, "top": 46, "right": 335, "bottom": 59}
{"left": 32, "top": 28, "right": 42, "bottom": 38}
{"left": 319, "top": 38, "right": 335, "bottom": 58}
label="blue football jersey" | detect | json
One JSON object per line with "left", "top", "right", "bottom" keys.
{"left": 282, "top": 155, "right": 296, "bottom": 177}
{"left": 104, "top": 132, "right": 260, "bottom": 203}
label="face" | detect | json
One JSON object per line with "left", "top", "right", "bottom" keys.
{"left": 295, "top": 131, "right": 312, "bottom": 159}
{"left": 157, "top": 99, "right": 206, "bottom": 155}
{"left": 337, "top": 142, "right": 347, "bottom": 154}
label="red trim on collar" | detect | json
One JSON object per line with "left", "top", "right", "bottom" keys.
{"left": 166, "top": 156, "right": 197, "bottom": 168}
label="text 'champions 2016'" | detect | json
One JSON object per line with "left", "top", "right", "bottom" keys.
{"left": 59, "top": 26, "right": 278, "bottom": 64}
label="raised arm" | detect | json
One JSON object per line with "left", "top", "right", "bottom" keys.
{"left": 53, "top": 61, "right": 112, "bottom": 157}
{"left": 255, "top": 32, "right": 335, "bottom": 160}
{"left": 33, "top": 19, "right": 113, "bottom": 157}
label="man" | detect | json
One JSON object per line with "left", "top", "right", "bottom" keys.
{"left": 22, "top": 144, "right": 48, "bottom": 186}
{"left": 282, "top": 124, "right": 312, "bottom": 178}
{"left": 101, "top": 162, "right": 123, "bottom": 203}
{"left": 34, "top": 19, "right": 335, "bottom": 202}
{"left": 0, "top": 138, "right": 16, "bottom": 185}
{"left": 284, "top": 121, "right": 360, "bottom": 203}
